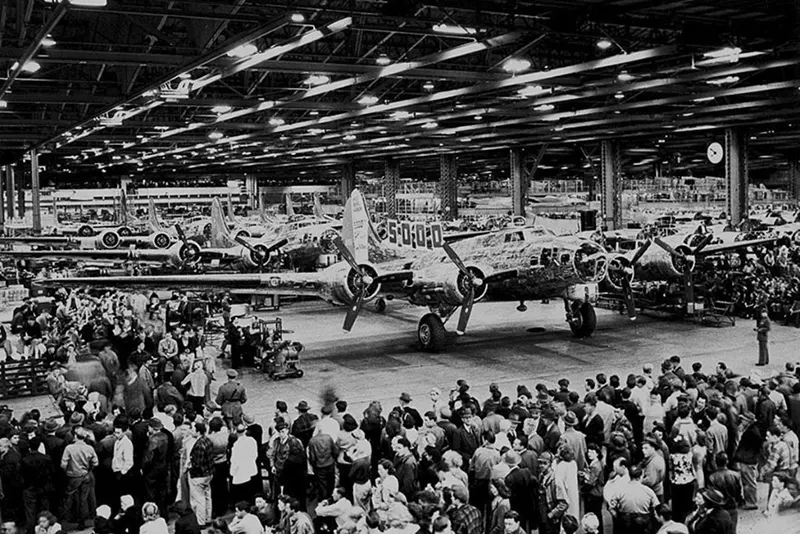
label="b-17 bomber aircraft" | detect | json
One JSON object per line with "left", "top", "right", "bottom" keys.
{"left": 39, "top": 191, "right": 611, "bottom": 352}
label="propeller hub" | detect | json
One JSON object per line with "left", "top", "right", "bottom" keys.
{"left": 361, "top": 275, "right": 374, "bottom": 286}
{"left": 473, "top": 277, "right": 484, "bottom": 287}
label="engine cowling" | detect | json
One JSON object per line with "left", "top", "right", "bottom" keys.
{"left": 330, "top": 263, "right": 382, "bottom": 305}
{"left": 175, "top": 241, "right": 202, "bottom": 267}
{"left": 414, "top": 265, "right": 489, "bottom": 307}
{"left": 234, "top": 229, "right": 251, "bottom": 241}
{"left": 95, "top": 230, "right": 121, "bottom": 249}
{"left": 240, "top": 243, "right": 271, "bottom": 270}
{"left": 151, "top": 232, "right": 172, "bottom": 250}
{"left": 605, "top": 255, "right": 634, "bottom": 292}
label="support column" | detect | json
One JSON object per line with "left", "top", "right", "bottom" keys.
{"left": 6, "top": 164, "right": 15, "bottom": 220}
{"left": 17, "top": 162, "right": 25, "bottom": 218}
{"left": 725, "top": 128, "right": 749, "bottom": 226}
{"left": 600, "top": 140, "right": 622, "bottom": 230}
{"left": 30, "top": 150, "right": 41, "bottom": 234}
{"left": 439, "top": 154, "right": 458, "bottom": 221}
{"left": 341, "top": 162, "right": 355, "bottom": 205}
{"left": 384, "top": 158, "right": 399, "bottom": 218}
{"left": 510, "top": 149, "right": 525, "bottom": 217}
{"left": 0, "top": 167, "right": 5, "bottom": 228}
{"left": 789, "top": 157, "right": 800, "bottom": 203}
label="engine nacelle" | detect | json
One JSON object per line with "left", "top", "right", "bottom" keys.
{"left": 330, "top": 262, "right": 382, "bottom": 305}
{"left": 605, "top": 254, "right": 634, "bottom": 292}
{"left": 414, "top": 264, "right": 489, "bottom": 307}
{"left": 95, "top": 230, "right": 121, "bottom": 249}
{"left": 151, "top": 232, "right": 172, "bottom": 250}
{"left": 240, "top": 243, "right": 272, "bottom": 270}
{"left": 170, "top": 241, "right": 202, "bottom": 268}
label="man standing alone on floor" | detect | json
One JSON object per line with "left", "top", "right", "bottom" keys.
{"left": 755, "top": 308, "right": 771, "bottom": 366}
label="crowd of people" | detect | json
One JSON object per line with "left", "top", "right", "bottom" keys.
{"left": 0, "top": 321, "right": 799, "bottom": 534}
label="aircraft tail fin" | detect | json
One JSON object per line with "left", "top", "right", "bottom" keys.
{"left": 285, "top": 193, "right": 295, "bottom": 217}
{"left": 312, "top": 193, "right": 324, "bottom": 219}
{"left": 210, "top": 197, "right": 235, "bottom": 247}
{"left": 342, "top": 190, "right": 370, "bottom": 263}
{"left": 147, "top": 199, "right": 164, "bottom": 232}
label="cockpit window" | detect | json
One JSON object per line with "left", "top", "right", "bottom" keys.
{"left": 504, "top": 231, "right": 524, "bottom": 243}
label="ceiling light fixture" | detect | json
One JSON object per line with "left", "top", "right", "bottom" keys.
{"left": 432, "top": 23, "right": 477, "bottom": 35}
{"left": 269, "top": 117, "right": 285, "bottom": 126}
{"left": 474, "top": 115, "right": 483, "bottom": 120}
{"left": 208, "top": 131, "right": 224, "bottom": 140}
{"left": 534, "top": 104, "right": 555, "bottom": 112}
{"left": 421, "top": 121, "right": 438, "bottom": 129}
{"left": 706, "top": 75, "right": 739, "bottom": 85}
{"left": 704, "top": 46, "right": 741, "bottom": 60}
{"left": 391, "top": 111, "right": 412, "bottom": 120}
{"left": 518, "top": 85, "right": 547, "bottom": 98}
{"left": 357, "top": 95, "right": 379, "bottom": 106}
{"left": 227, "top": 44, "right": 258, "bottom": 58}
{"left": 12, "top": 61, "right": 41, "bottom": 73}
{"left": 503, "top": 57, "right": 532, "bottom": 74}
{"left": 614, "top": 92, "right": 625, "bottom": 99}
{"left": 343, "top": 134, "right": 356, "bottom": 141}
{"left": 309, "top": 110, "right": 319, "bottom": 116}
{"left": 617, "top": 71, "right": 634, "bottom": 82}
{"left": 290, "top": 13, "right": 306, "bottom": 23}
{"left": 41, "top": 36, "right": 56, "bottom": 47}
{"left": 596, "top": 38, "right": 613, "bottom": 50}
{"left": 304, "top": 74, "right": 330, "bottom": 86}
{"left": 422, "top": 81, "right": 435, "bottom": 91}
{"left": 0, "top": 100, "right": 7, "bottom": 109}
{"left": 376, "top": 53, "right": 391, "bottom": 66}
{"left": 211, "top": 105, "right": 233, "bottom": 114}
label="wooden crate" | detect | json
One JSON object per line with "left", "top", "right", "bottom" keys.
{"left": 0, "top": 359, "right": 49, "bottom": 399}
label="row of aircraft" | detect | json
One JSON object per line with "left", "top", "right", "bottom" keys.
{"left": 5, "top": 190, "right": 780, "bottom": 351}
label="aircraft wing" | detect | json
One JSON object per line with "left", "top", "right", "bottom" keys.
{"left": 34, "top": 272, "right": 332, "bottom": 299}
{"left": 0, "top": 248, "right": 180, "bottom": 264}
{"left": 700, "top": 236, "right": 785, "bottom": 256}
{"left": 0, "top": 236, "right": 74, "bottom": 245}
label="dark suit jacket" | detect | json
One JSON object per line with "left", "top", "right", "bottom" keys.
{"left": 504, "top": 466, "right": 539, "bottom": 528}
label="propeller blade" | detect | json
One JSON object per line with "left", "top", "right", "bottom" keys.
{"left": 175, "top": 224, "right": 186, "bottom": 243}
{"left": 442, "top": 242, "right": 470, "bottom": 277}
{"left": 266, "top": 238, "right": 288, "bottom": 254}
{"left": 629, "top": 239, "right": 652, "bottom": 266}
{"left": 233, "top": 234, "right": 255, "bottom": 251}
{"left": 620, "top": 277, "right": 637, "bottom": 320}
{"left": 333, "top": 236, "right": 362, "bottom": 273}
{"left": 456, "top": 287, "right": 475, "bottom": 335}
{"left": 692, "top": 234, "right": 715, "bottom": 255}
{"left": 343, "top": 286, "right": 366, "bottom": 331}
{"left": 654, "top": 237, "right": 686, "bottom": 260}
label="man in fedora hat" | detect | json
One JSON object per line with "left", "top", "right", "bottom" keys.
{"left": 755, "top": 308, "right": 771, "bottom": 366}
{"left": 291, "top": 400, "right": 318, "bottom": 447}
{"left": 215, "top": 369, "right": 247, "bottom": 428}
{"left": 559, "top": 411, "right": 587, "bottom": 471}
{"left": 733, "top": 410, "right": 762, "bottom": 510}
{"left": 504, "top": 450, "right": 539, "bottom": 532}
{"left": 687, "top": 488, "right": 734, "bottom": 534}
{"left": 395, "top": 392, "right": 423, "bottom": 429}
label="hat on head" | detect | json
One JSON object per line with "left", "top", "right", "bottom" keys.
{"left": 652, "top": 420, "right": 666, "bottom": 431}
{"left": 120, "top": 495, "right": 135, "bottom": 510}
{"left": 275, "top": 421, "right": 288, "bottom": 431}
{"left": 538, "top": 451, "right": 554, "bottom": 463}
{"left": 296, "top": 400, "right": 310, "bottom": 412}
{"left": 563, "top": 411, "right": 578, "bottom": 426}
{"left": 489, "top": 382, "right": 499, "bottom": 392}
{"left": 96, "top": 505, "right": 112, "bottom": 520}
{"left": 702, "top": 488, "right": 727, "bottom": 507}
{"left": 243, "top": 414, "right": 255, "bottom": 425}
{"left": 399, "top": 392, "right": 412, "bottom": 403}
{"left": 504, "top": 450, "right": 521, "bottom": 466}
{"left": 43, "top": 419, "right": 59, "bottom": 432}
{"left": 235, "top": 424, "right": 246, "bottom": 434}
{"left": 226, "top": 369, "right": 238, "bottom": 379}
{"left": 69, "top": 412, "right": 85, "bottom": 425}
{"left": 148, "top": 418, "right": 163, "bottom": 430}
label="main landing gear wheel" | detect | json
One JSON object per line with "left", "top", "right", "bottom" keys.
{"left": 375, "top": 298, "right": 387, "bottom": 313}
{"left": 418, "top": 313, "right": 446, "bottom": 352}
{"left": 569, "top": 302, "right": 597, "bottom": 338}
{"left": 78, "top": 225, "right": 94, "bottom": 236}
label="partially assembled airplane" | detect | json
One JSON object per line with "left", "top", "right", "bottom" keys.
{"left": 39, "top": 190, "right": 613, "bottom": 351}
